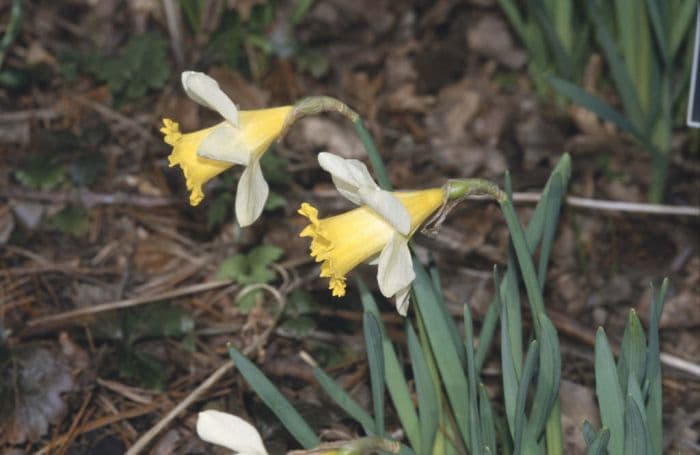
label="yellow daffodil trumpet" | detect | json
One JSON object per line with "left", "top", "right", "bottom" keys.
{"left": 162, "top": 71, "right": 293, "bottom": 226}
{"left": 299, "top": 152, "right": 446, "bottom": 315}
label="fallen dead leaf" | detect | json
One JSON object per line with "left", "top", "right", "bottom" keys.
{"left": 0, "top": 344, "right": 76, "bottom": 444}
{"left": 466, "top": 14, "right": 526, "bottom": 69}
{"left": 560, "top": 379, "right": 599, "bottom": 454}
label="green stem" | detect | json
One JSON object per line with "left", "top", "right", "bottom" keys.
{"left": 354, "top": 119, "right": 392, "bottom": 190}
{"left": 447, "top": 178, "right": 507, "bottom": 202}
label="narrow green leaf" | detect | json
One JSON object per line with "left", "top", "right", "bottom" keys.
{"left": 464, "top": 304, "right": 483, "bottom": 455}
{"left": 645, "top": 0, "right": 670, "bottom": 64}
{"left": 617, "top": 310, "right": 647, "bottom": 396}
{"left": 586, "top": 428, "right": 611, "bottom": 455}
{"left": 479, "top": 384, "right": 497, "bottom": 454}
{"left": 527, "top": 314, "right": 561, "bottom": 439}
{"left": 357, "top": 280, "right": 421, "bottom": 450}
{"left": 528, "top": 0, "right": 574, "bottom": 79}
{"left": 313, "top": 367, "right": 375, "bottom": 435}
{"left": 548, "top": 77, "right": 650, "bottom": 152}
{"left": 499, "top": 198, "right": 546, "bottom": 321}
{"left": 429, "top": 264, "right": 467, "bottom": 367}
{"left": 669, "top": 1, "right": 697, "bottom": 59}
{"left": 413, "top": 260, "right": 471, "bottom": 449}
{"left": 594, "top": 328, "right": 624, "bottom": 455}
{"left": 363, "top": 312, "right": 385, "bottom": 436}
{"left": 496, "top": 0, "right": 528, "bottom": 45}
{"left": 500, "top": 286, "right": 519, "bottom": 438}
{"left": 228, "top": 346, "right": 320, "bottom": 449}
{"left": 407, "top": 322, "right": 438, "bottom": 455}
{"left": 475, "top": 267, "right": 503, "bottom": 372}
{"left": 537, "top": 173, "right": 564, "bottom": 289}
{"left": 645, "top": 279, "right": 668, "bottom": 455}
{"left": 623, "top": 392, "right": 649, "bottom": 455}
{"left": 513, "top": 340, "right": 539, "bottom": 455}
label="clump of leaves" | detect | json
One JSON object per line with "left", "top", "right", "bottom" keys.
{"left": 92, "top": 303, "right": 194, "bottom": 390}
{"left": 0, "top": 344, "right": 74, "bottom": 444}
{"left": 63, "top": 32, "right": 170, "bottom": 103}
{"left": 48, "top": 205, "right": 90, "bottom": 237}
{"left": 217, "top": 244, "right": 284, "bottom": 311}
{"left": 14, "top": 156, "right": 65, "bottom": 190}
{"left": 279, "top": 290, "right": 320, "bottom": 337}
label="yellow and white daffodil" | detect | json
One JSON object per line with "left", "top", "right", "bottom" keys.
{"left": 196, "top": 410, "right": 268, "bottom": 455}
{"left": 299, "top": 153, "right": 446, "bottom": 315}
{"left": 162, "top": 71, "right": 292, "bottom": 226}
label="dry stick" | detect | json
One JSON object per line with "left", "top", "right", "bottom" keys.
{"left": 502, "top": 192, "right": 699, "bottom": 216}
{"left": 0, "top": 186, "right": 178, "bottom": 208}
{"left": 73, "top": 96, "right": 156, "bottom": 143}
{"left": 125, "top": 284, "right": 288, "bottom": 455}
{"left": 26, "top": 280, "right": 232, "bottom": 329}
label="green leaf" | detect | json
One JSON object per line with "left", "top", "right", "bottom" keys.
{"left": 617, "top": 310, "right": 647, "bottom": 396}
{"left": 623, "top": 390, "right": 649, "bottom": 455}
{"left": 49, "top": 205, "right": 90, "bottom": 237}
{"left": 595, "top": 327, "right": 625, "bottom": 455}
{"left": 527, "top": 313, "right": 561, "bottom": 439}
{"left": 354, "top": 119, "right": 391, "bottom": 190}
{"left": 407, "top": 322, "right": 439, "bottom": 455}
{"left": 537, "top": 174, "right": 564, "bottom": 289}
{"left": 15, "top": 157, "right": 65, "bottom": 190}
{"left": 548, "top": 77, "right": 652, "bottom": 156}
{"left": 229, "top": 345, "right": 320, "bottom": 449}
{"left": 413, "top": 260, "right": 471, "bottom": 449}
{"left": 363, "top": 312, "right": 385, "bottom": 436}
{"left": 513, "top": 340, "right": 539, "bottom": 455}
{"left": 464, "top": 304, "right": 483, "bottom": 455}
{"left": 248, "top": 244, "right": 284, "bottom": 266}
{"left": 500, "top": 282, "right": 519, "bottom": 439}
{"left": 312, "top": 366, "right": 375, "bottom": 435}
{"left": 85, "top": 32, "right": 170, "bottom": 102}
{"left": 216, "top": 254, "right": 249, "bottom": 281}
{"left": 479, "top": 384, "right": 497, "bottom": 454}
{"left": 645, "top": 279, "right": 668, "bottom": 455}
{"left": 259, "top": 150, "right": 290, "bottom": 184}
{"left": 585, "top": 427, "right": 611, "bottom": 455}
{"left": 264, "top": 191, "right": 287, "bottom": 210}
{"left": 429, "top": 264, "right": 466, "bottom": 367}
{"left": 358, "top": 279, "right": 420, "bottom": 450}
{"left": 117, "top": 346, "right": 168, "bottom": 390}
{"left": 582, "top": 420, "right": 597, "bottom": 446}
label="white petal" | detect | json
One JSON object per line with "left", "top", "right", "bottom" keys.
{"left": 357, "top": 187, "right": 411, "bottom": 235}
{"left": 198, "top": 123, "right": 251, "bottom": 165}
{"left": 377, "top": 234, "right": 415, "bottom": 300}
{"left": 196, "top": 410, "right": 268, "bottom": 454}
{"left": 318, "top": 152, "right": 378, "bottom": 204}
{"left": 394, "top": 286, "right": 411, "bottom": 316}
{"left": 181, "top": 71, "right": 240, "bottom": 126}
{"left": 235, "top": 159, "right": 269, "bottom": 227}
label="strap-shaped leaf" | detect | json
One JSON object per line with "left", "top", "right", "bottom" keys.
{"left": 586, "top": 427, "right": 611, "bottom": 455}
{"left": 407, "top": 322, "right": 439, "bottom": 455}
{"left": 363, "top": 312, "right": 385, "bottom": 436}
{"left": 312, "top": 367, "right": 375, "bottom": 435}
{"left": 464, "top": 304, "right": 483, "bottom": 455}
{"left": 617, "top": 310, "right": 647, "bottom": 396}
{"left": 513, "top": 340, "right": 539, "bottom": 454}
{"left": 527, "top": 314, "right": 562, "bottom": 438}
{"left": 479, "top": 384, "right": 497, "bottom": 454}
{"left": 595, "top": 328, "right": 624, "bottom": 455}
{"left": 358, "top": 279, "right": 421, "bottom": 450}
{"left": 413, "top": 260, "right": 471, "bottom": 449}
{"left": 228, "top": 346, "right": 320, "bottom": 449}
{"left": 645, "top": 279, "right": 668, "bottom": 455}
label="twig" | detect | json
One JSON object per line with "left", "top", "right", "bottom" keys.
{"left": 0, "top": 108, "right": 58, "bottom": 122}
{"left": 25, "top": 280, "right": 232, "bottom": 329}
{"left": 73, "top": 96, "right": 157, "bottom": 143}
{"left": 1, "top": 186, "right": 178, "bottom": 208}
{"left": 510, "top": 192, "right": 700, "bottom": 217}
{"left": 125, "top": 284, "right": 288, "bottom": 454}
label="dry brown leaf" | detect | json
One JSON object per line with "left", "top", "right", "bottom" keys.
{"left": 0, "top": 344, "right": 76, "bottom": 444}
{"left": 466, "top": 14, "right": 526, "bottom": 69}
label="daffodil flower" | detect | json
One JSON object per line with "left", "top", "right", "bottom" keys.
{"left": 196, "top": 410, "right": 268, "bottom": 455}
{"left": 162, "top": 71, "right": 293, "bottom": 226}
{"left": 299, "top": 153, "right": 446, "bottom": 315}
